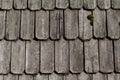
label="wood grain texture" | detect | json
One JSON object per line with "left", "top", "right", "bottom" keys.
{"left": 49, "top": 73, "right": 63, "bottom": 80}
{"left": 93, "top": 8, "right": 106, "bottom": 38}
{"left": 70, "top": 39, "right": 83, "bottom": 73}
{"left": 114, "top": 40, "right": 120, "bottom": 72}
{"left": 56, "top": 0, "right": 69, "bottom": 9}
{"left": 78, "top": 72, "right": 93, "bottom": 80}
{"left": 107, "top": 9, "right": 120, "bottom": 39}
{"left": 64, "top": 74, "right": 77, "bottom": 80}
{"left": 0, "top": 11, "right": 5, "bottom": 39}
{"left": 55, "top": 38, "right": 69, "bottom": 73}
{"left": 42, "top": 0, "right": 55, "bottom": 10}
{"left": 1, "top": 0, "right": 13, "bottom": 9}
{"left": 0, "top": 40, "right": 11, "bottom": 74}
{"left": 99, "top": 39, "right": 114, "bottom": 73}
{"left": 84, "top": 39, "right": 99, "bottom": 73}
{"left": 84, "top": 0, "right": 96, "bottom": 9}
{"left": 26, "top": 40, "right": 39, "bottom": 74}
{"left": 21, "top": 10, "right": 34, "bottom": 40}
{"left": 93, "top": 73, "right": 107, "bottom": 80}
{"left": 14, "top": 0, "right": 27, "bottom": 9}
{"left": 35, "top": 10, "right": 49, "bottom": 40}
{"left": 112, "top": 0, "right": 120, "bottom": 9}
{"left": 98, "top": 0, "right": 110, "bottom": 9}
{"left": 4, "top": 74, "right": 18, "bottom": 80}
{"left": 0, "top": 76, "right": 3, "bottom": 80}
{"left": 19, "top": 74, "right": 33, "bottom": 80}
{"left": 79, "top": 9, "right": 92, "bottom": 40}
{"left": 64, "top": 9, "right": 78, "bottom": 39}
{"left": 50, "top": 10, "right": 60, "bottom": 40}
{"left": 28, "top": 0, "right": 41, "bottom": 10}
{"left": 70, "top": 0, "right": 83, "bottom": 9}
{"left": 6, "top": 10, "right": 20, "bottom": 40}
{"left": 40, "top": 40, "right": 54, "bottom": 73}
{"left": 11, "top": 40, "right": 25, "bottom": 74}
{"left": 34, "top": 74, "right": 48, "bottom": 80}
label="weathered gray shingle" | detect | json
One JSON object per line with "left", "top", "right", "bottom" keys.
{"left": 4, "top": 74, "right": 18, "bottom": 80}
{"left": 49, "top": 73, "right": 63, "bottom": 80}
{"left": 78, "top": 72, "right": 93, "bottom": 80}
{"left": 98, "top": 0, "right": 111, "bottom": 9}
{"left": 70, "top": 0, "right": 83, "bottom": 9}
{"left": 64, "top": 74, "right": 77, "bottom": 80}
{"left": 42, "top": 0, "right": 55, "bottom": 10}
{"left": 93, "top": 73, "right": 107, "bottom": 80}
{"left": 112, "top": 0, "right": 120, "bottom": 9}
{"left": 56, "top": 0, "right": 69, "bottom": 9}
{"left": 1, "top": 0, "right": 13, "bottom": 9}
{"left": 19, "top": 74, "right": 33, "bottom": 80}
{"left": 34, "top": 74, "right": 48, "bottom": 80}
{"left": 14, "top": 0, "right": 27, "bottom": 9}
{"left": 84, "top": 0, "right": 96, "bottom": 9}
{"left": 28, "top": 0, "right": 41, "bottom": 10}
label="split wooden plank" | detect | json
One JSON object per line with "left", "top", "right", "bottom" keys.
{"left": 14, "top": 0, "right": 27, "bottom": 9}
{"left": 11, "top": 40, "right": 25, "bottom": 74}
{"left": 6, "top": 10, "right": 20, "bottom": 40}
{"left": 93, "top": 8, "right": 106, "bottom": 38}
{"left": 99, "top": 39, "right": 114, "bottom": 73}
{"left": 70, "top": 0, "right": 83, "bottom": 9}
{"left": 84, "top": 0, "right": 96, "bottom": 9}
{"left": 19, "top": 74, "right": 33, "bottom": 80}
{"left": 40, "top": 40, "right": 54, "bottom": 73}
{"left": 26, "top": 40, "right": 39, "bottom": 74}
{"left": 107, "top": 9, "right": 120, "bottom": 39}
{"left": 64, "top": 9, "right": 78, "bottom": 39}
{"left": 42, "top": 0, "right": 55, "bottom": 10}
{"left": 55, "top": 38, "right": 69, "bottom": 73}
{"left": 35, "top": 10, "right": 49, "bottom": 40}
{"left": 4, "top": 74, "right": 18, "bottom": 80}
{"left": 84, "top": 39, "right": 99, "bottom": 73}
{"left": 64, "top": 74, "right": 77, "bottom": 80}
{"left": 114, "top": 40, "right": 120, "bottom": 72}
{"left": 1, "top": 0, "right": 13, "bottom": 9}
{"left": 98, "top": 0, "right": 111, "bottom": 9}
{"left": 21, "top": 10, "right": 34, "bottom": 40}
{"left": 0, "top": 11, "right": 5, "bottom": 40}
{"left": 34, "top": 74, "right": 48, "bottom": 80}
{"left": 56, "top": 0, "right": 69, "bottom": 9}
{"left": 112, "top": 0, "right": 120, "bottom": 9}
{"left": 28, "top": 0, "right": 41, "bottom": 10}
{"left": 50, "top": 10, "right": 61, "bottom": 40}
{"left": 69, "top": 39, "right": 83, "bottom": 73}
{"left": 79, "top": 9, "right": 92, "bottom": 40}
{"left": 93, "top": 73, "right": 108, "bottom": 80}
{"left": 78, "top": 72, "right": 93, "bottom": 80}
{"left": 0, "top": 40, "right": 11, "bottom": 74}
{"left": 49, "top": 73, "right": 63, "bottom": 80}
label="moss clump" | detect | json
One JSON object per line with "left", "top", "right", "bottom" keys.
{"left": 87, "top": 14, "right": 94, "bottom": 26}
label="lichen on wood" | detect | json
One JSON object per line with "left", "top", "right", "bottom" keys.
{"left": 87, "top": 14, "right": 94, "bottom": 26}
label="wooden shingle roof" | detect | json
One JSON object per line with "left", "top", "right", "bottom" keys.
{"left": 0, "top": 0, "right": 120, "bottom": 80}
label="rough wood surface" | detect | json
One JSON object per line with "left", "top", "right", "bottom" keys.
{"left": 70, "top": 0, "right": 83, "bottom": 9}
{"left": 26, "top": 40, "right": 39, "bottom": 74}
{"left": 79, "top": 9, "right": 92, "bottom": 40}
{"left": 84, "top": 39, "right": 99, "bottom": 73}
{"left": 0, "top": 11, "right": 5, "bottom": 39}
{"left": 0, "top": 76, "right": 3, "bottom": 80}
{"left": 56, "top": 0, "right": 69, "bottom": 9}
{"left": 40, "top": 40, "right": 54, "bottom": 73}
{"left": 42, "top": 0, "right": 55, "bottom": 10}
{"left": 78, "top": 72, "right": 93, "bottom": 80}
{"left": 14, "top": 0, "right": 27, "bottom": 9}
{"left": 93, "top": 8, "right": 106, "bottom": 38}
{"left": 11, "top": 40, "right": 25, "bottom": 74}
{"left": 28, "top": 0, "right": 41, "bottom": 10}
{"left": 50, "top": 10, "right": 60, "bottom": 40}
{"left": 36, "top": 10, "right": 49, "bottom": 40}
{"left": 1, "top": 0, "right": 12, "bottom": 9}
{"left": 70, "top": 39, "right": 83, "bottom": 73}
{"left": 93, "top": 73, "right": 107, "bottom": 80}
{"left": 4, "top": 74, "right": 18, "bottom": 80}
{"left": 35, "top": 74, "right": 48, "bottom": 80}
{"left": 0, "top": 40, "right": 11, "bottom": 74}
{"left": 64, "top": 9, "right": 78, "bottom": 39}
{"left": 19, "top": 74, "right": 33, "bottom": 80}
{"left": 112, "top": 0, "right": 120, "bottom": 9}
{"left": 21, "top": 10, "right": 34, "bottom": 40}
{"left": 114, "top": 40, "right": 120, "bottom": 72}
{"left": 49, "top": 73, "right": 63, "bottom": 80}
{"left": 107, "top": 9, "right": 120, "bottom": 39}
{"left": 6, "top": 10, "right": 20, "bottom": 40}
{"left": 55, "top": 38, "right": 69, "bottom": 73}
{"left": 84, "top": 0, "right": 96, "bottom": 9}
{"left": 64, "top": 74, "right": 77, "bottom": 80}
{"left": 99, "top": 39, "right": 114, "bottom": 73}
{"left": 98, "top": 0, "right": 110, "bottom": 9}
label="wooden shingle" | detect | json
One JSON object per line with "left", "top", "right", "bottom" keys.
{"left": 25, "top": 40, "right": 39, "bottom": 74}
{"left": 28, "top": 0, "right": 41, "bottom": 10}
{"left": 34, "top": 74, "right": 48, "bottom": 80}
{"left": 112, "top": 0, "right": 120, "bottom": 9}
{"left": 4, "top": 74, "right": 18, "bottom": 80}
{"left": 56, "top": 0, "right": 69, "bottom": 9}
{"left": 19, "top": 74, "right": 33, "bottom": 80}
{"left": 64, "top": 74, "right": 78, "bottom": 80}
{"left": 49, "top": 73, "right": 63, "bottom": 80}
{"left": 84, "top": 0, "right": 96, "bottom": 9}
{"left": 35, "top": 10, "right": 49, "bottom": 40}
{"left": 98, "top": 0, "right": 111, "bottom": 9}
{"left": 78, "top": 72, "right": 93, "bottom": 80}
{"left": 70, "top": 0, "right": 83, "bottom": 9}
{"left": 14, "top": 0, "right": 27, "bottom": 9}
{"left": 93, "top": 73, "right": 107, "bottom": 80}
{"left": 1, "top": 0, "right": 13, "bottom": 9}
{"left": 42, "top": 0, "right": 55, "bottom": 10}
{"left": 40, "top": 40, "right": 54, "bottom": 73}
